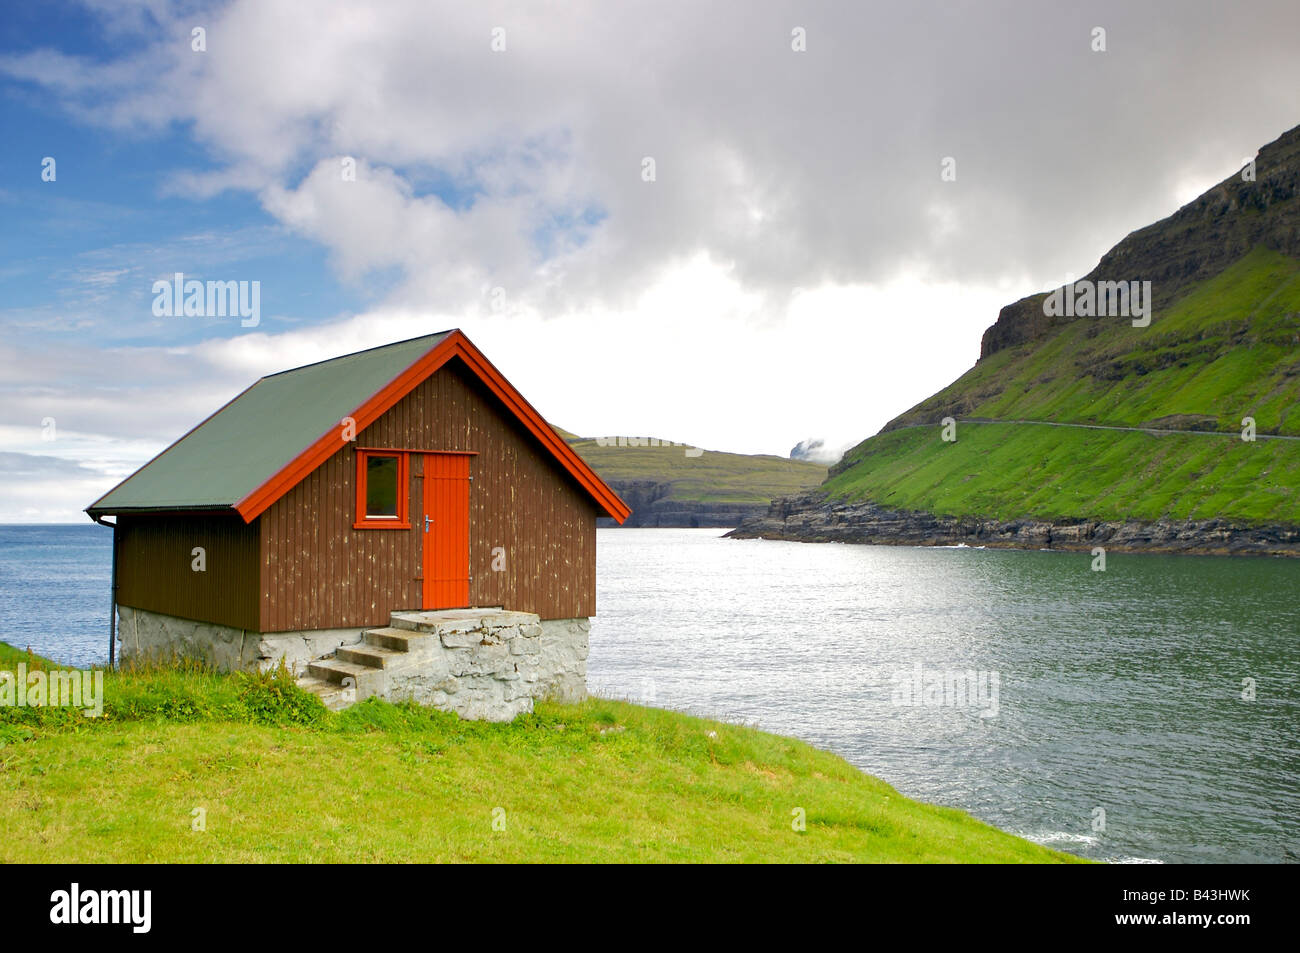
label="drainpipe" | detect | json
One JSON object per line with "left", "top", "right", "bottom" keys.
{"left": 91, "top": 514, "right": 118, "bottom": 670}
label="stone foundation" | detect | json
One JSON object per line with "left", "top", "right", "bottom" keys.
{"left": 116, "top": 605, "right": 366, "bottom": 675}
{"left": 115, "top": 605, "right": 590, "bottom": 721}
{"left": 372, "top": 611, "right": 590, "bottom": 721}
{"left": 535, "top": 617, "right": 591, "bottom": 703}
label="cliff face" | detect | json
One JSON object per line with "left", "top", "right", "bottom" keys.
{"left": 562, "top": 433, "right": 826, "bottom": 528}
{"left": 597, "top": 480, "right": 769, "bottom": 528}
{"left": 975, "top": 124, "right": 1300, "bottom": 366}
{"left": 727, "top": 493, "right": 1300, "bottom": 556}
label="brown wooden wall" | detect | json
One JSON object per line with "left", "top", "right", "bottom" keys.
{"left": 116, "top": 513, "right": 260, "bottom": 631}
{"left": 258, "top": 357, "right": 598, "bottom": 632}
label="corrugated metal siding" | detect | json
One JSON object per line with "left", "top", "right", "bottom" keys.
{"left": 259, "top": 357, "right": 597, "bottom": 631}
{"left": 116, "top": 513, "right": 259, "bottom": 631}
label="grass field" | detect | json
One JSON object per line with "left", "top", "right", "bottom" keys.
{"left": 0, "top": 646, "right": 1077, "bottom": 863}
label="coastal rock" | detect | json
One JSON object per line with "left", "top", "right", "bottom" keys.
{"left": 726, "top": 492, "right": 1300, "bottom": 557}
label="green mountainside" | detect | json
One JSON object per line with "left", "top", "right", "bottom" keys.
{"left": 827, "top": 248, "right": 1300, "bottom": 525}
{"left": 734, "top": 122, "right": 1300, "bottom": 552}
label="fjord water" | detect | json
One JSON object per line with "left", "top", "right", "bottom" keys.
{"left": 4, "top": 525, "right": 1297, "bottom": 862}
{"left": 587, "top": 529, "right": 1300, "bottom": 864}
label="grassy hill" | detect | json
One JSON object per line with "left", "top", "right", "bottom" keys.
{"left": 798, "top": 122, "right": 1300, "bottom": 539}
{"left": 886, "top": 247, "right": 1300, "bottom": 437}
{"left": 826, "top": 247, "right": 1300, "bottom": 525}
{"left": 0, "top": 644, "right": 1074, "bottom": 863}
{"left": 557, "top": 428, "right": 826, "bottom": 526}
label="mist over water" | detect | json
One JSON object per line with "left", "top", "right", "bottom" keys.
{"left": 5, "top": 524, "right": 1298, "bottom": 862}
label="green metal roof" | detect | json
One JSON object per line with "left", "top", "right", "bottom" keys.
{"left": 88, "top": 331, "right": 451, "bottom": 516}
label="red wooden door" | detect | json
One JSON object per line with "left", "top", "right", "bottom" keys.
{"left": 422, "top": 453, "right": 470, "bottom": 609}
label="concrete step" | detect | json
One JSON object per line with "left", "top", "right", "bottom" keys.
{"left": 388, "top": 614, "right": 440, "bottom": 633}
{"left": 389, "top": 607, "right": 517, "bottom": 633}
{"left": 297, "top": 676, "right": 356, "bottom": 712}
{"left": 364, "top": 626, "right": 433, "bottom": 651}
{"left": 337, "top": 642, "right": 405, "bottom": 669}
{"left": 307, "top": 658, "right": 385, "bottom": 700}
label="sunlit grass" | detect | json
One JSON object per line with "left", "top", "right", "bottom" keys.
{"left": 0, "top": 647, "right": 1078, "bottom": 863}
{"left": 826, "top": 423, "right": 1300, "bottom": 523}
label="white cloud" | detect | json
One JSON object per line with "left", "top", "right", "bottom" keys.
{"left": 9, "top": 0, "right": 1300, "bottom": 313}
{"left": 4, "top": 0, "right": 1300, "bottom": 520}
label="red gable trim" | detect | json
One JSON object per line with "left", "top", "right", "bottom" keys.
{"left": 449, "top": 333, "right": 632, "bottom": 524}
{"left": 234, "top": 330, "right": 631, "bottom": 524}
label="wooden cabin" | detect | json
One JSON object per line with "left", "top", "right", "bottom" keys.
{"left": 87, "top": 329, "right": 630, "bottom": 687}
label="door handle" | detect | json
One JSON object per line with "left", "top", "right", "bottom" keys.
{"left": 425, "top": 515, "right": 433, "bottom": 533}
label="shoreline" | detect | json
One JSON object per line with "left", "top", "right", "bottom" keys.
{"left": 726, "top": 492, "right": 1300, "bottom": 557}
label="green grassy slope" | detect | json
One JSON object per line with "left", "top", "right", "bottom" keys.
{"left": 828, "top": 247, "right": 1300, "bottom": 525}
{"left": 560, "top": 430, "right": 826, "bottom": 505}
{"left": 826, "top": 422, "right": 1299, "bottom": 523}
{"left": 0, "top": 650, "right": 1074, "bottom": 863}
{"left": 893, "top": 248, "right": 1300, "bottom": 435}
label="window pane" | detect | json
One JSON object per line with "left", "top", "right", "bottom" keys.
{"left": 365, "top": 456, "right": 399, "bottom": 517}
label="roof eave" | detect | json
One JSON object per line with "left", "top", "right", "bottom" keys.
{"left": 85, "top": 504, "right": 242, "bottom": 519}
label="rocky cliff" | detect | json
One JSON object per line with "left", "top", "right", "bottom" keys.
{"left": 972, "top": 123, "right": 1300, "bottom": 371}
{"left": 596, "top": 479, "right": 770, "bottom": 528}
{"left": 561, "top": 431, "right": 826, "bottom": 528}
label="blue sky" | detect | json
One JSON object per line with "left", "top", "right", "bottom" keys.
{"left": 1, "top": 11, "right": 377, "bottom": 348}
{"left": 3, "top": 0, "right": 1300, "bottom": 521}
